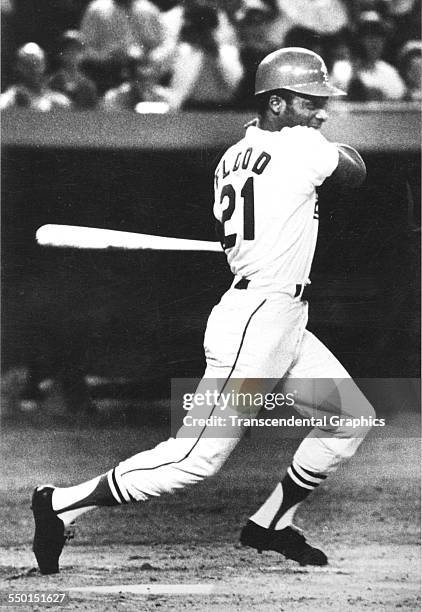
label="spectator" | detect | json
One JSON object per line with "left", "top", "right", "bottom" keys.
{"left": 155, "top": 1, "right": 239, "bottom": 79}
{"left": 166, "top": 2, "right": 243, "bottom": 110}
{"left": 236, "top": 0, "right": 280, "bottom": 53}
{"left": 333, "top": 11, "right": 406, "bottom": 100}
{"left": 329, "top": 29, "right": 357, "bottom": 91}
{"left": 397, "top": 39, "right": 422, "bottom": 100}
{"left": 49, "top": 30, "right": 98, "bottom": 110}
{"left": 0, "top": 43, "right": 71, "bottom": 110}
{"left": 102, "top": 52, "right": 169, "bottom": 110}
{"left": 11, "top": 0, "right": 88, "bottom": 60}
{"left": 242, "top": 0, "right": 350, "bottom": 54}
{"left": 326, "top": 28, "right": 354, "bottom": 72}
{"left": 275, "top": 0, "right": 350, "bottom": 38}
{"left": 385, "top": 0, "right": 421, "bottom": 62}
{"left": 234, "top": 0, "right": 282, "bottom": 107}
{"left": 283, "top": 27, "right": 325, "bottom": 58}
{"left": 280, "top": 0, "right": 353, "bottom": 70}
{"left": 80, "top": 0, "right": 165, "bottom": 93}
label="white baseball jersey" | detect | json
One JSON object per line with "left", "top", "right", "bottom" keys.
{"left": 214, "top": 125, "right": 339, "bottom": 288}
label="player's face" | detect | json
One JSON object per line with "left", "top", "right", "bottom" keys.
{"left": 284, "top": 94, "right": 330, "bottom": 130}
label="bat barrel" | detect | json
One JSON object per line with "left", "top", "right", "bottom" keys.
{"left": 36, "top": 225, "right": 222, "bottom": 252}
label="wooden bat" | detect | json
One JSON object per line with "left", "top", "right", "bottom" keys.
{"left": 36, "top": 224, "right": 223, "bottom": 252}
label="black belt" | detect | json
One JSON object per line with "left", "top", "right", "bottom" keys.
{"left": 234, "top": 278, "right": 306, "bottom": 299}
{"left": 234, "top": 278, "right": 250, "bottom": 289}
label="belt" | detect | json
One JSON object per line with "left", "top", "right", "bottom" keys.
{"left": 234, "top": 278, "right": 250, "bottom": 289}
{"left": 234, "top": 278, "right": 307, "bottom": 299}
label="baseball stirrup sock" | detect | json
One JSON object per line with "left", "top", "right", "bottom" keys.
{"left": 51, "top": 471, "right": 123, "bottom": 527}
{"left": 250, "top": 460, "right": 327, "bottom": 531}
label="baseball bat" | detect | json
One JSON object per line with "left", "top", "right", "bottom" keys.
{"left": 36, "top": 225, "right": 223, "bottom": 252}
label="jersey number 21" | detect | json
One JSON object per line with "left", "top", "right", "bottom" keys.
{"left": 220, "top": 177, "right": 254, "bottom": 249}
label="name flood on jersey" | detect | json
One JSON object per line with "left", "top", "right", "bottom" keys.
{"left": 214, "top": 147, "right": 272, "bottom": 188}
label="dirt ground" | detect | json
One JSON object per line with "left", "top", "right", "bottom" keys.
{"left": 0, "top": 408, "right": 420, "bottom": 611}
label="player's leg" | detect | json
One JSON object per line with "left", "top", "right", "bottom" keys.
{"left": 43, "top": 295, "right": 266, "bottom": 516}
{"left": 241, "top": 330, "right": 375, "bottom": 564}
{"left": 31, "top": 377, "right": 242, "bottom": 574}
{"left": 32, "top": 291, "right": 305, "bottom": 573}
{"left": 48, "top": 293, "right": 305, "bottom": 517}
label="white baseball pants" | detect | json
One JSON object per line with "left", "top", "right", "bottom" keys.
{"left": 108, "top": 286, "right": 375, "bottom": 504}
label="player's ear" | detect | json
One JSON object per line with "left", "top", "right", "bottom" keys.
{"left": 268, "top": 94, "right": 285, "bottom": 116}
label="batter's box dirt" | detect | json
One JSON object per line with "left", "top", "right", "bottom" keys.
{"left": 0, "top": 543, "right": 420, "bottom": 611}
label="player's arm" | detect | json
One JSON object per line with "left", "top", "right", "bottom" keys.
{"left": 329, "top": 143, "right": 367, "bottom": 189}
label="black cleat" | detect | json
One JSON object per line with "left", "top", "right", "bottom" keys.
{"left": 31, "top": 485, "right": 73, "bottom": 574}
{"left": 240, "top": 520, "right": 328, "bottom": 566}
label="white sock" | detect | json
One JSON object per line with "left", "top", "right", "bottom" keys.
{"left": 250, "top": 483, "right": 298, "bottom": 529}
{"left": 52, "top": 476, "right": 105, "bottom": 527}
{"left": 52, "top": 476, "right": 102, "bottom": 512}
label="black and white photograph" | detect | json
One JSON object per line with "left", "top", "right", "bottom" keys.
{"left": 1, "top": 0, "right": 421, "bottom": 610}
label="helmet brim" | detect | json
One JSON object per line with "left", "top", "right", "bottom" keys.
{"left": 283, "top": 82, "right": 347, "bottom": 97}
{"left": 255, "top": 82, "right": 346, "bottom": 97}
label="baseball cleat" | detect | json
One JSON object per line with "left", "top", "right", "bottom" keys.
{"left": 240, "top": 520, "right": 328, "bottom": 566}
{"left": 31, "top": 485, "right": 74, "bottom": 574}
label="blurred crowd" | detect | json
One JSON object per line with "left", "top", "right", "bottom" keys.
{"left": 1, "top": 0, "right": 421, "bottom": 112}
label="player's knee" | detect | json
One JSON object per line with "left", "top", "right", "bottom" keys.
{"left": 196, "top": 456, "right": 224, "bottom": 479}
{"left": 339, "top": 399, "right": 375, "bottom": 442}
{"left": 185, "top": 438, "right": 236, "bottom": 480}
{"left": 177, "top": 449, "right": 224, "bottom": 482}
{"left": 203, "top": 462, "right": 221, "bottom": 479}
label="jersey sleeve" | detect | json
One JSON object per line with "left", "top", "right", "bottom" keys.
{"left": 288, "top": 126, "right": 339, "bottom": 187}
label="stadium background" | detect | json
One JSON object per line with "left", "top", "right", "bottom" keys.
{"left": 1, "top": 106, "right": 420, "bottom": 409}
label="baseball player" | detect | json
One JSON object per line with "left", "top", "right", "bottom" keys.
{"left": 32, "top": 48, "right": 375, "bottom": 574}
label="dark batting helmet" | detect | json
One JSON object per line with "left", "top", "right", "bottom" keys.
{"left": 255, "top": 47, "right": 346, "bottom": 97}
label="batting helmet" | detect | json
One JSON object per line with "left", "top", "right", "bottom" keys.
{"left": 255, "top": 47, "right": 346, "bottom": 97}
